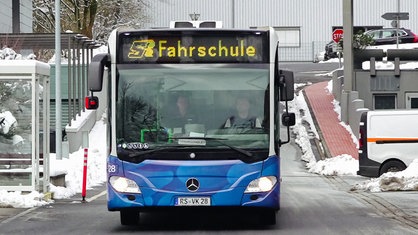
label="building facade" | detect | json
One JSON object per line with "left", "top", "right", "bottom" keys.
{"left": 144, "top": 0, "right": 418, "bottom": 62}
{"left": 0, "top": 0, "right": 32, "bottom": 33}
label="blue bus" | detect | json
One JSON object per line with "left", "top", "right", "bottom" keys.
{"left": 86, "top": 23, "right": 295, "bottom": 225}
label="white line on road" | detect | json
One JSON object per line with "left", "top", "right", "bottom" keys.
{"left": 0, "top": 190, "right": 107, "bottom": 225}
{"left": 85, "top": 190, "right": 107, "bottom": 203}
{"left": 0, "top": 207, "right": 38, "bottom": 225}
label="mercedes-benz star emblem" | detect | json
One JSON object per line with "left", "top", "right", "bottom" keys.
{"left": 186, "top": 178, "right": 199, "bottom": 192}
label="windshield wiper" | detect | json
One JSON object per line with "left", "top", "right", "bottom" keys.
{"left": 170, "top": 137, "right": 253, "bottom": 158}
{"left": 127, "top": 146, "right": 178, "bottom": 158}
{"left": 124, "top": 137, "right": 254, "bottom": 159}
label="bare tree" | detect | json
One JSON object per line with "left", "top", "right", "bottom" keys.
{"left": 93, "top": 0, "right": 150, "bottom": 42}
{"left": 33, "top": 0, "right": 55, "bottom": 33}
{"left": 33, "top": 0, "right": 150, "bottom": 40}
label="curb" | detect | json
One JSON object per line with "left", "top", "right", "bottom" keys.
{"left": 302, "top": 87, "right": 331, "bottom": 160}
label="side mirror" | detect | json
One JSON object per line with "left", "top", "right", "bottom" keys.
{"left": 88, "top": 53, "right": 109, "bottom": 92}
{"left": 281, "top": 112, "right": 296, "bottom": 127}
{"left": 278, "top": 70, "right": 295, "bottom": 101}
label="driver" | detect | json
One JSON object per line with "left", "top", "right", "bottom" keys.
{"left": 224, "top": 96, "right": 261, "bottom": 129}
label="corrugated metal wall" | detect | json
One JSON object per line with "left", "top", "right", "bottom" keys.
{"left": 0, "top": 2, "right": 13, "bottom": 33}
{"left": 145, "top": 0, "right": 418, "bottom": 62}
{"left": 0, "top": 0, "right": 32, "bottom": 33}
{"left": 20, "top": 0, "right": 33, "bottom": 33}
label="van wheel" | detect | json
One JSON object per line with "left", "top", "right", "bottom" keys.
{"left": 379, "top": 160, "right": 406, "bottom": 176}
{"left": 120, "top": 210, "right": 139, "bottom": 226}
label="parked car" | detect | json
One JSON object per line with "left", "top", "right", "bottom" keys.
{"left": 324, "top": 41, "right": 341, "bottom": 60}
{"left": 364, "top": 28, "right": 418, "bottom": 45}
{"left": 323, "top": 28, "right": 418, "bottom": 60}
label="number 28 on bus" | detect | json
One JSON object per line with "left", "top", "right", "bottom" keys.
{"left": 86, "top": 21, "right": 296, "bottom": 226}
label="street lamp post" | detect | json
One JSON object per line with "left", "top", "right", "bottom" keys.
{"left": 55, "top": 0, "right": 62, "bottom": 159}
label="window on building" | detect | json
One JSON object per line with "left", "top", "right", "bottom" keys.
{"left": 406, "top": 93, "right": 418, "bottom": 109}
{"left": 373, "top": 94, "right": 396, "bottom": 109}
{"left": 411, "top": 98, "right": 418, "bottom": 108}
{"left": 273, "top": 27, "right": 300, "bottom": 48}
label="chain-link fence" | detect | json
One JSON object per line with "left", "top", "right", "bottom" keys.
{"left": 278, "top": 41, "right": 329, "bottom": 62}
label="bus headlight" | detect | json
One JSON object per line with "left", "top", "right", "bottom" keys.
{"left": 109, "top": 176, "right": 141, "bottom": 193}
{"left": 244, "top": 176, "right": 277, "bottom": 193}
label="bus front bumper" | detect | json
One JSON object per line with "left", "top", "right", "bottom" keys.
{"left": 107, "top": 180, "right": 280, "bottom": 211}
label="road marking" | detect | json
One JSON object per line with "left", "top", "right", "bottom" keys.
{"left": 85, "top": 190, "right": 107, "bottom": 202}
{"left": 0, "top": 190, "right": 107, "bottom": 225}
{"left": 0, "top": 207, "right": 38, "bottom": 225}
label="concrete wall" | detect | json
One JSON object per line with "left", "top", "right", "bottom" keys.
{"left": 355, "top": 69, "right": 418, "bottom": 110}
{"left": 336, "top": 50, "right": 418, "bottom": 141}
{"left": 354, "top": 48, "right": 418, "bottom": 110}
{"left": 66, "top": 110, "right": 97, "bottom": 153}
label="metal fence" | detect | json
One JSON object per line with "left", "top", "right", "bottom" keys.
{"left": 279, "top": 41, "right": 329, "bottom": 62}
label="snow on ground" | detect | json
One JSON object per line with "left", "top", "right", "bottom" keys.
{"left": 1, "top": 46, "right": 418, "bottom": 208}
{"left": 302, "top": 54, "right": 418, "bottom": 192}
{"left": 0, "top": 116, "right": 108, "bottom": 208}
{"left": 49, "top": 116, "right": 108, "bottom": 199}
{"left": 353, "top": 159, "right": 418, "bottom": 192}
{"left": 289, "top": 83, "right": 361, "bottom": 176}
{"left": 307, "top": 154, "right": 358, "bottom": 176}
{"left": 288, "top": 83, "right": 318, "bottom": 163}
{"left": 290, "top": 83, "right": 418, "bottom": 193}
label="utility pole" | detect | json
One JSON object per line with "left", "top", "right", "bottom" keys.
{"left": 397, "top": 0, "right": 400, "bottom": 48}
{"left": 232, "top": 0, "right": 235, "bottom": 28}
{"left": 343, "top": 0, "right": 353, "bottom": 92}
{"left": 55, "top": 0, "right": 62, "bottom": 159}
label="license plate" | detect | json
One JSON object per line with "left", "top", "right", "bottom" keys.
{"left": 176, "top": 197, "right": 211, "bottom": 206}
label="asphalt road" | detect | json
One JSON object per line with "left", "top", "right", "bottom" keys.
{"left": 280, "top": 61, "right": 341, "bottom": 84}
{"left": 0, "top": 141, "right": 416, "bottom": 234}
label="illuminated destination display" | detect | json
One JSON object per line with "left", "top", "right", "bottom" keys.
{"left": 118, "top": 30, "right": 269, "bottom": 63}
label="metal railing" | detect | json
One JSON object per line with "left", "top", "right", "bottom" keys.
{"left": 67, "top": 35, "right": 102, "bottom": 127}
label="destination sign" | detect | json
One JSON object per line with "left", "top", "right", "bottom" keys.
{"left": 118, "top": 30, "right": 269, "bottom": 63}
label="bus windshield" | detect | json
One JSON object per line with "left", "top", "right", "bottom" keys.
{"left": 115, "top": 64, "right": 269, "bottom": 154}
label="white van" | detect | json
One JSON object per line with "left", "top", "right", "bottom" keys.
{"left": 357, "top": 110, "right": 418, "bottom": 177}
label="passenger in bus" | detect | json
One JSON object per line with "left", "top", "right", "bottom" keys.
{"left": 224, "top": 96, "right": 262, "bottom": 129}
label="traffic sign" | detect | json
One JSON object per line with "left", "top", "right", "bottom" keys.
{"left": 381, "top": 12, "right": 409, "bottom": 20}
{"left": 332, "top": 29, "right": 344, "bottom": 43}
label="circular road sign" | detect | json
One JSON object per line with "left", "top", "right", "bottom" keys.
{"left": 332, "top": 29, "right": 344, "bottom": 43}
